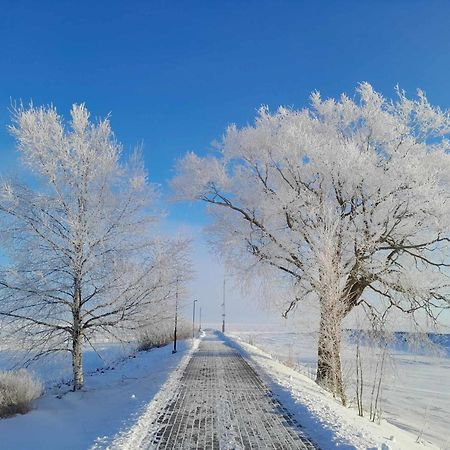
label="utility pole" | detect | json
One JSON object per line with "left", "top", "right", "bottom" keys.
{"left": 222, "top": 278, "right": 226, "bottom": 333}
{"left": 192, "top": 299, "right": 198, "bottom": 339}
{"left": 172, "top": 279, "right": 179, "bottom": 354}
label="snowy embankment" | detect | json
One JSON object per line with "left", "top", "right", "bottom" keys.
{"left": 0, "top": 340, "right": 195, "bottom": 450}
{"left": 227, "top": 333, "right": 441, "bottom": 450}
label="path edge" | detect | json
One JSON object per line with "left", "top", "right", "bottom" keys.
{"left": 99, "top": 337, "right": 201, "bottom": 450}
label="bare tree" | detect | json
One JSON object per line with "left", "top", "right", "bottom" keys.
{"left": 0, "top": 103, "right": 190, "bottom": 390}
{"left": 352, "top": 308, "right": 394, "bottom": 419}
{"left": 172, "top": 83, "right": 450, "bottom": 399}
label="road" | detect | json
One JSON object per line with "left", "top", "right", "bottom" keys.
{"left": 146, "top": 331, "right": 318, "bottom": 449}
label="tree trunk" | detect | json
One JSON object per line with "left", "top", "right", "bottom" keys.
{"left": 72, "top": 280, "right": 84, "bottom": 391}
{"left": 72, "top": 328, "right": 83, "bottom": 390}
{"left": 316, "top": 306, "right": 347, "bottom": 405}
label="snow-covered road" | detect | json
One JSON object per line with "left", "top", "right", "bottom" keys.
{"left": 145, "top": 331, "right": 317, "bottom": 449}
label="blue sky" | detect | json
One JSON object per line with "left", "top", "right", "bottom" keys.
{"left": 2, "top": 1, "right": 450, "bottom": 201}
{"left": 0, "top": 0, "right": 449, "bottom": 326}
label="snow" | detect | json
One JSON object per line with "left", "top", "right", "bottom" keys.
{"left": 108, "top": 331, "right": 316, "bottom": 449}
{"left": 0, "top": 342, "right": 138, "bottom": 389}
{"left": 0, "top": 339, "right": 195, "bottom": 450}
{"left": 228, "top": 327, "right": 447, "bottom": 449}
{"left": 0, "top": 329, "right": 447, "bottom": 449}
{"left": 103, "top": 337, "right": 200, "bottom": 450}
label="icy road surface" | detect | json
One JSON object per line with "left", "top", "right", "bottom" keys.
{"left": 146, "top": 331, "right": 317, "bottom": 449}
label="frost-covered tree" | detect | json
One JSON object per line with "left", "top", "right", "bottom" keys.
{"left": 0, "top": 104, "right": 190, "bottom": 390}
{"left": 172, "top": 84, "right": 450, "bottom": 400}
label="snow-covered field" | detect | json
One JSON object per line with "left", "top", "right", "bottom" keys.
{"left": 0, "top": 340, "right": 195, "bottom": 450}
{"left": 228, "top": 325, "right": 450, "bottom": 449}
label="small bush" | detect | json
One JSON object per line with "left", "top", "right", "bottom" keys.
{"left": 0, "top": 369, "right": 43, "bottom": 418}
{"left": 244, "top": 333, "right": 257, "bottom": 346}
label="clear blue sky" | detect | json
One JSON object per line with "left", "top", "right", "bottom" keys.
{"left": 0, "top": 0, "right": 449, "bottom": 325}
{"left": 1, "top": 0, "right": 450, "bottom": 215}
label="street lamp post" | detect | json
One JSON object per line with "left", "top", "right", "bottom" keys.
{"left": 172, "top": 279, "right": 179, "bottom": 354}
{"left": 222, "top": 278, "right": 226, "bottom": 333}
{"left": 192, "top": 299, "right": 198, "bottom": 339}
